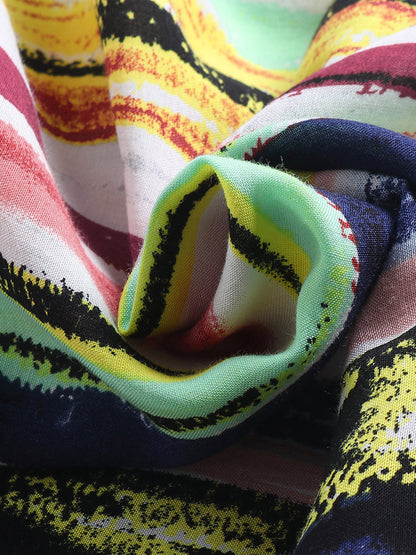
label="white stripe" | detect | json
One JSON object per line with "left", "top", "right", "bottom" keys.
{"left": 0, "top": 96, "right": 46, "bottom": 163}
{"left": 42, "top": 134, "right": 128, "bottom": 233}
{"left": 116, "top": 126, "right": 187, "bottom": 238}
{"left": 0, "top": 207, "right": 115, "bottom": 323}
{"left": 212, "top": 244, "right": 297, "bottom": 352}
{"left": 235, "top": 84, "right": 416, "bottom": 137}
{"left": 349, "top": 25, "right": 416, "bottom": 53}
{"left": 179, "top": 190, "right": 229, "bottom": 329}
{"left": 110, "top": 80, "right": 219, "bottom": 133}
{"left": 325, "top": 27, "right": 416, "bottom": 68}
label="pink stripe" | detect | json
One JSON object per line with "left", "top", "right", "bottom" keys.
{"left": 350, "top": 256, "right": 416, "bottom": 351}
{"left": 0, "top": 119, "right": 121, "bottom": 315}
{"left": 0, "top": 47, "right": 42, "bottom": 145}
{"left": 178, "top": 436, "right": 325, "bottom": 505}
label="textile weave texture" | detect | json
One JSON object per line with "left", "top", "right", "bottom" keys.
{"left": 1, "top": 0, "right": 416, "bottom": 553}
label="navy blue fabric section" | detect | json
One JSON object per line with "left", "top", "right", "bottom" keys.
{"left": 318, "top": 189, "right": 394, "bottom": 317}
{"left": 0, "top": 374, "right": 243, "bottom": 467}
{"left": 295, "top": 485, "right": 409, "bottom": 555}
{"left": 364, "top": 173, "right": 416, "bottom": 246}
{"left": 256, "top": 119, "right": 416, "bottom": 185}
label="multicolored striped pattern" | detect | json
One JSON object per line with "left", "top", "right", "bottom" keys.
{"left": 3, "top": 0, "right": 416, "bottom": 552}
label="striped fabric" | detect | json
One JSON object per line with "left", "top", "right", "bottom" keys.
{"left": 2, "top": 0, "right": 416, "bottom": 552}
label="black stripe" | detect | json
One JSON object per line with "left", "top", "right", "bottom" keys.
{"left": 147, "top": 384, "right": 267, "bottom": 433}
{"left": 0, "top": 332, "right": 102, "bottom": 385}
{"left": 0, "top": 513, "right": 99, "bottom": 555}
{"left": 147, "top": 348, "right": 316, "bottom": 432}
{"left": 289, "top": 70, "right": 416, "bottom": 96}
{"left": 148, "top": 365, "right": 312, "bottom": 433}
{"left": 0, "top": 254, "right": 121, "bottom": 349}
{"left": 19, "top": 48, "right": 105, "bottom": 77}
{"left": 96, "top": 0, "right": 274, "bottom": 112}
{"left": 134, "top": 175, "right": 219, "bottom": 337}
{"left": 228, "top": 213, "right": 302, "bottom": 294}
{"left": 0, "top": 254, "right": 185, "bottom": 377}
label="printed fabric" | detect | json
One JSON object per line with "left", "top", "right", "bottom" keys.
{"left": 1, "top": 0, "right": 416, "bottom": 553}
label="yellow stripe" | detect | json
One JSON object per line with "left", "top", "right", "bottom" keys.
{"left": 151, "top": 0, "right": 294, "bottom": 96}
{"left": 155, "top": 184, "right": 221, "bottom": 334}
{"left": 105, "top": 37, "right": 259, "bottom": 137}
{"left": 122, "top": 163, "right": 215, "bottom": 336}
{"left": 5, "top": 0, "right": 103, "bottom": 59}
{"left": 222, "top": 177, "right": 311, "bottom": 298}
{"left": 44, "top": 324, "right": 167, "bottom": 382}
{"left": 8, "top": 269, "right": 203, "bottom": 382}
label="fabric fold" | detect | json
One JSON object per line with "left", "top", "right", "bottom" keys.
{"left": 3, "top": 0, "right": 416, "bottom": 553}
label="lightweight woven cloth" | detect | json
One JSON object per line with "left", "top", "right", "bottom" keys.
{"left": 1, "top": 0, "right": 416, "bottom": 553}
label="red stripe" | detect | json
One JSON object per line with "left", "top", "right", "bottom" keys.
{"left": 39, "top": 116, "right": 116, "bottom": 143}
{"left": 291, "top": 43, "right": 416, "bottom": 100}
{"left": 33, "top": 86, "right": 116, "bottom": 143}
{"left": 67, "top": 206, "right": 143, "bottom": 272}
{"left": 0, "top": 47, "right": 42, "bottom": 145}
{"left": 113, "top": 103, "right": 201, "bottom": 159}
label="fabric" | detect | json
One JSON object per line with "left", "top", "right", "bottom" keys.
{"left": 2, "top": 0, "right": 416, "bottom": 552}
